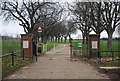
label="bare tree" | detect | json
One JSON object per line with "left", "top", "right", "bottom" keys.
{"left": 0, "top": 1, "right": 64, "bottom": 43}
{"left": 66, "top": 19, "right": 77, "bottom": 42}
{"left": 89, "top": 2, "right": 105, "bottom": 34}
{"left": 71, "top": 2, "right": 92, "bottom": 44}
{"left": 68, "top": 1, "right": 120, "bottom": 50}
{"left": 0, "top": 1, "right": 50, "bottom": 34}
{"left": 34, "top": 2, "right": 64, "bottom": 43}
{"left": 102, "top": 2, "right": 120, "bottom": 50}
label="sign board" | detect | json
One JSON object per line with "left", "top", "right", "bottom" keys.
{"left": 23, "top": 41, "right": 29, "bottom": 48}
{"left": 92, "top": 41, "right": 98, "bottom": 49}
{"left": 78, "top": 43, "right": 82, "bottom": 47}
{"left": 38, "top": 26, "right": 42, "bottom": 32}
{"left": 38, "top": 44, "right": 42, "bottom": 47}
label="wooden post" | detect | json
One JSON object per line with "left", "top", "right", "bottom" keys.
{"left": 88, "top": 34, "right": 100, "bottom": 58}
{"left": 21, "top": 34, "right": 33, "bottom": 58}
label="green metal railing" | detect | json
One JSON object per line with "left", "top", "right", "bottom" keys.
{"left": 0, "top": 50, "right": 24, "bottom": 66}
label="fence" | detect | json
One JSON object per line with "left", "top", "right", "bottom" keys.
{"left": 72, "top": 43, "right": 88, "bottom": 59}
{"left": 91, "top": 50, "right": 120, "bottom": 63}
{"left": 0, "top": 50, "right": 24, "bottom": 66}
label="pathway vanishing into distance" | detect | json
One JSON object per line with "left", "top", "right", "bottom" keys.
{"left": 5, "top": 44, "right": 109, "bottom": 79}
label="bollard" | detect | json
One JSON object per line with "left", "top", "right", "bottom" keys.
{"left": 11, "top": 52, "right": 14, "bottom": 66}
{"left": 36, "top": 54, "right": 37, "bottom": 62}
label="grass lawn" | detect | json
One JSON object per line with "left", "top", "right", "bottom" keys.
{"left": 2, "top": 40, "right": 31, "bottom": 78}
{"left": 2, "top": 40, "right": 20, "bottom": 55}
{"left": 100, "top": 40, "right": 120, "bottom": 57}
{"left": 2, "top": 56, "right": 31, "bottom": 77}
{"left": 100, "top": 40, "right": 120, "bottom": 51}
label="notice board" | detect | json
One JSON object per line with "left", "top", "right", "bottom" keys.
{"left": 23, "top": 41, "right": 29, "bottom": 48}
{"left": 92, "top": 41, "right": 98, "bottom": 49}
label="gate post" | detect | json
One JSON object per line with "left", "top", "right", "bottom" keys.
{"left": 21, "top": 34, "right": 33, "bottom": 58}
{"left": 88, "top": 34, "right": 100, "bottom": 58}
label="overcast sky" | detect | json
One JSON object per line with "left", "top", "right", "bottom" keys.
{"left": 0, "top": 18, "right": 25, "bottom": 37}
{"left": 0, "top": 0, "right": 119, "bottom": 38}
{"left": 0, "top": 18, "right": 118, "bottom": 38}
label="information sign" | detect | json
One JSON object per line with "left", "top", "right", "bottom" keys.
{"left": 23, "top": 41, "right": 29, "bottom": 48}
{"left": 92, "top": 41, "right": 98, "bottom": 49}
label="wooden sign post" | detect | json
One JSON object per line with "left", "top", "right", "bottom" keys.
{"left": 88, "top": 34, "right": 100, "bottom": 58}
{"left": 21, "top": 34, "right": 33, "bottom": 58}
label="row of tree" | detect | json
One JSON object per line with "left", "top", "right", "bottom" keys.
{"left": 69, "top": 2, "right": 120, "bottom": 50}
{"left": 0, "top": 0, "right": 76, "bottom": 43}
{"left": 0, "top": 1, "right": 120, "bottom": 50}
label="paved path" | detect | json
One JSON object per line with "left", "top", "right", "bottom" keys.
{"left": 5, "top": 44, "right": 109, "bottom": 79}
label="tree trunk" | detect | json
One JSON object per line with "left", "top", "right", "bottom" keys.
{"left": 86, "top": 34, "right": 89, "bottom": 44}
{"left": 58, "top": 37, "right": 60, "bottom": 42}
{"left": 61, "top": 37, "right": 63, "bottom": 42}
{"left": 82, "top": 34, "right": 85, "bottom": 44}
{"left": 53, "top": 37, "right": 55, "bottom": 42}
{"left": 69, "top": 34, "right": 71, "bottom": 43}
{"left": 108, "top": 33, "right": 112, "bottom": 50}
{"left": 64, "top": 37, "right": 67, "bottom": 42}
{"left": 55, "top": 37, "right": 57, "bottom": 42}
{"left": 51, "top": 36, "right": 52, "bottom": 42}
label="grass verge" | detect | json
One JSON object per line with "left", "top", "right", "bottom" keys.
{"left": 2, "top": 55, "right": 31, "bottom": 78}
{"left": 2, "top": 40, "right": 31, "bottom": 78}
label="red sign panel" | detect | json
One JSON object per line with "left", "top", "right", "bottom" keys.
{"left": 38, "top": 44, "right": 42, "bottom": 47}
{"left": 38, "top": 26, "right": 42, "bottom": 31}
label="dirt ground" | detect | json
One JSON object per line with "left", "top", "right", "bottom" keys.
{"left": 98, "top": 68, "right": 120, "bottom": 79}
{"left": 4, "top": 44, "right": 109, "bottom": 79}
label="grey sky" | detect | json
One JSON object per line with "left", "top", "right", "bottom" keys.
{"left": 0, "top": 0, "right": 119, "bottom": 38}
{"left": 0, "top": 18, "right": 118, "bottom": 38}
{"left": 0, "top": 19, "right": 25, "bottom": 36}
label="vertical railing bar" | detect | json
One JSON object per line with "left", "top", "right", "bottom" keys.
{"left": 36, "top": 54, "right": 37, "bottom": 62}
{"left": 12, "top": 52, "right": 14, "bottom": 66}
{"left": 23, "top": 50, "right": 24, "bottom": 60}
{"left": 100, "top": 52, "right": 101, "bottom": 63}
{"left": 112, "top": 52, "right": 114, "bottom": 61}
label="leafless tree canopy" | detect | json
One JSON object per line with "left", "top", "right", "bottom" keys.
{"left": 1, "top": 1, "right": 120, "bottom": 49}
{"left": 0, "top": 0, "right": 72, "bottom": 43}
{"left": 0, "top": 1, "right": 63, "bottom": 34}
{"left": 69, "top": 1, "right": 120, "bottom": 49}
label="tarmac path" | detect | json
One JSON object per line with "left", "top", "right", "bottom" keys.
{"left": 5, "top": 44, "right": 109, "bottom": 79}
